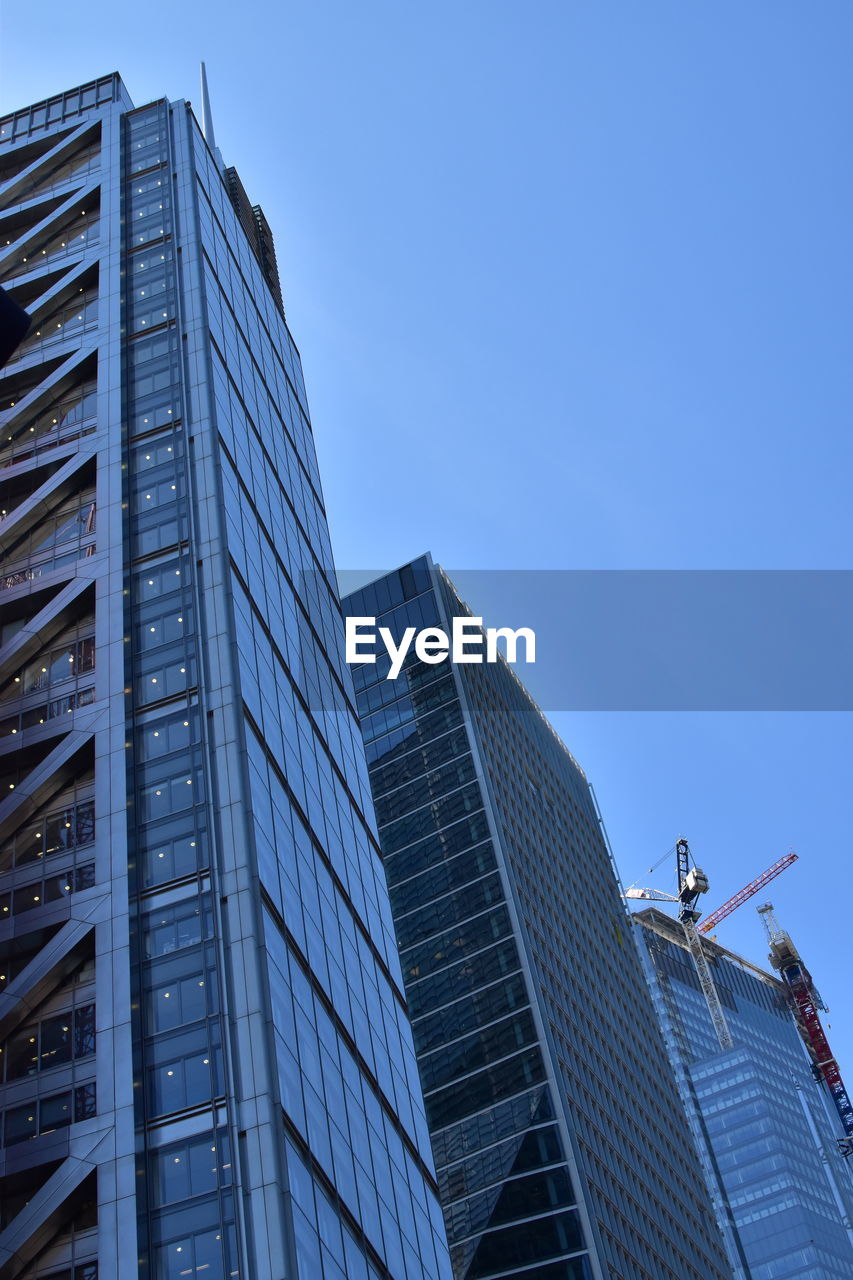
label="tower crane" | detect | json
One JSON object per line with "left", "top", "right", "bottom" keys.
{"left": 758, "top": 903, "right": 853, "bottom": 1158}
{"left": 627, "top": 838, "right": 734, "bottom": 1051}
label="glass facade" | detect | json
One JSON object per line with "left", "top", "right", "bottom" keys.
{"left": 636, "top": 908, "right": 853, "bottom": 1280}
{"left": 344, "top": 558, "right": 731, "bottom": 1280}
{"left": 0, "top": 77, "right": 450, "bottom": 1280}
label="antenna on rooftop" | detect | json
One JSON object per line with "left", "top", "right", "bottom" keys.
{"left": 200, "top": 62, "right": 216, "bottom": 149}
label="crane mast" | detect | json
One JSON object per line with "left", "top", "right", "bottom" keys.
{"left": 626, "top": 840, "right": 734, "bottom": 1051}
{"left": 674, "top": 839, "right": 734, "bottom": 1051}
{"left": 759, "top": 903, "right": 853, "bottom": 1157}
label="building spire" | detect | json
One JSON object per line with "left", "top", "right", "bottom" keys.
{"left": 200, "top": 62, "right": 216, "bottom": 149}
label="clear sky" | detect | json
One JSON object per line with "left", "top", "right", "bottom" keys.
{"left": 2, "top": 4, "right": 851, "bottom": 1071}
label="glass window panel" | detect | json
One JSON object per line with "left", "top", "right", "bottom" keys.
{"left": 4, "top": 1102, "right": 38, "bottom": 1144}
{"left": 39, "top": 1012, "right": 73, "bottom": 1069}
{"left": 4, "top": 1025, "right": 40, "bottom": 1079}
{"left": 39, "top": 1090, "right": 73, "bottom": 1134}
{"left": 74, "top": 1082, "right": 97, "bottom": 1120}
{"left": 74, "top": 1004, "right": 96, "bottom": 1058}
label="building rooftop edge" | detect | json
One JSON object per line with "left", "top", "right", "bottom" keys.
{"left": 634, "top": 905, "right": 782, "bottom": 990}
{"left": 340, "top": 555, "right": 590, "bottom": 784}
{"left": 0, "top": 72, "right": 134, "bottom": 127}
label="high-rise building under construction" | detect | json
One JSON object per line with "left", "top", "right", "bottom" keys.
{"left": 636, "top": 906, "right": 853, "bottom": 1280}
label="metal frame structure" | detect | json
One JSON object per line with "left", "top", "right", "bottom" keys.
{"left": 759, "top": 904, "right": 853, "bottom": 1157}
{"left": 698, "top": 853, "right": 798, "bottom": 934}
{"left": 626, "top": 839, "right": 734, "bottom": 1051}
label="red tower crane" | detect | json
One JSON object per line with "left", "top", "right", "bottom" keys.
{"left": 758, "top": 903, "right": 853, "bottom": 1157}
{"left": 698, "top": 852, "right": 799, "bottom": 934}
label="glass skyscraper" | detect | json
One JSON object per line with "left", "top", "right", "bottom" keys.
{"left": 636, "top": 906, "right": 853, "bottom": 1280}
{"left": 0, "top": 75, "right": 450, "bottom": 1280}
{"left": 343, "top": 557, "right": 731, "bottom": 1280}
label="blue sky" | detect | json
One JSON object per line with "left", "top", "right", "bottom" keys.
{"left": 3, "top": 4, "right": 851, "bottom": 1069}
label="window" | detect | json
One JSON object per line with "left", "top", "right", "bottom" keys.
{"left": 1, "top": 1082, "right": 95, "bottom": 1146}
{"left": 2, "top": 1004, "right": 95, "bottom": 1080}
{"left": 0, "top": 863, "right": 94, "bottom": 922}
{"left": 149, "top": 1127, "right": 232, "bottom": 1207}
{"left": 142, "top": 896, "right": 213, "bottom": 959}
{"left": 44, "top": 799, "right": 95, "bottom": 857}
